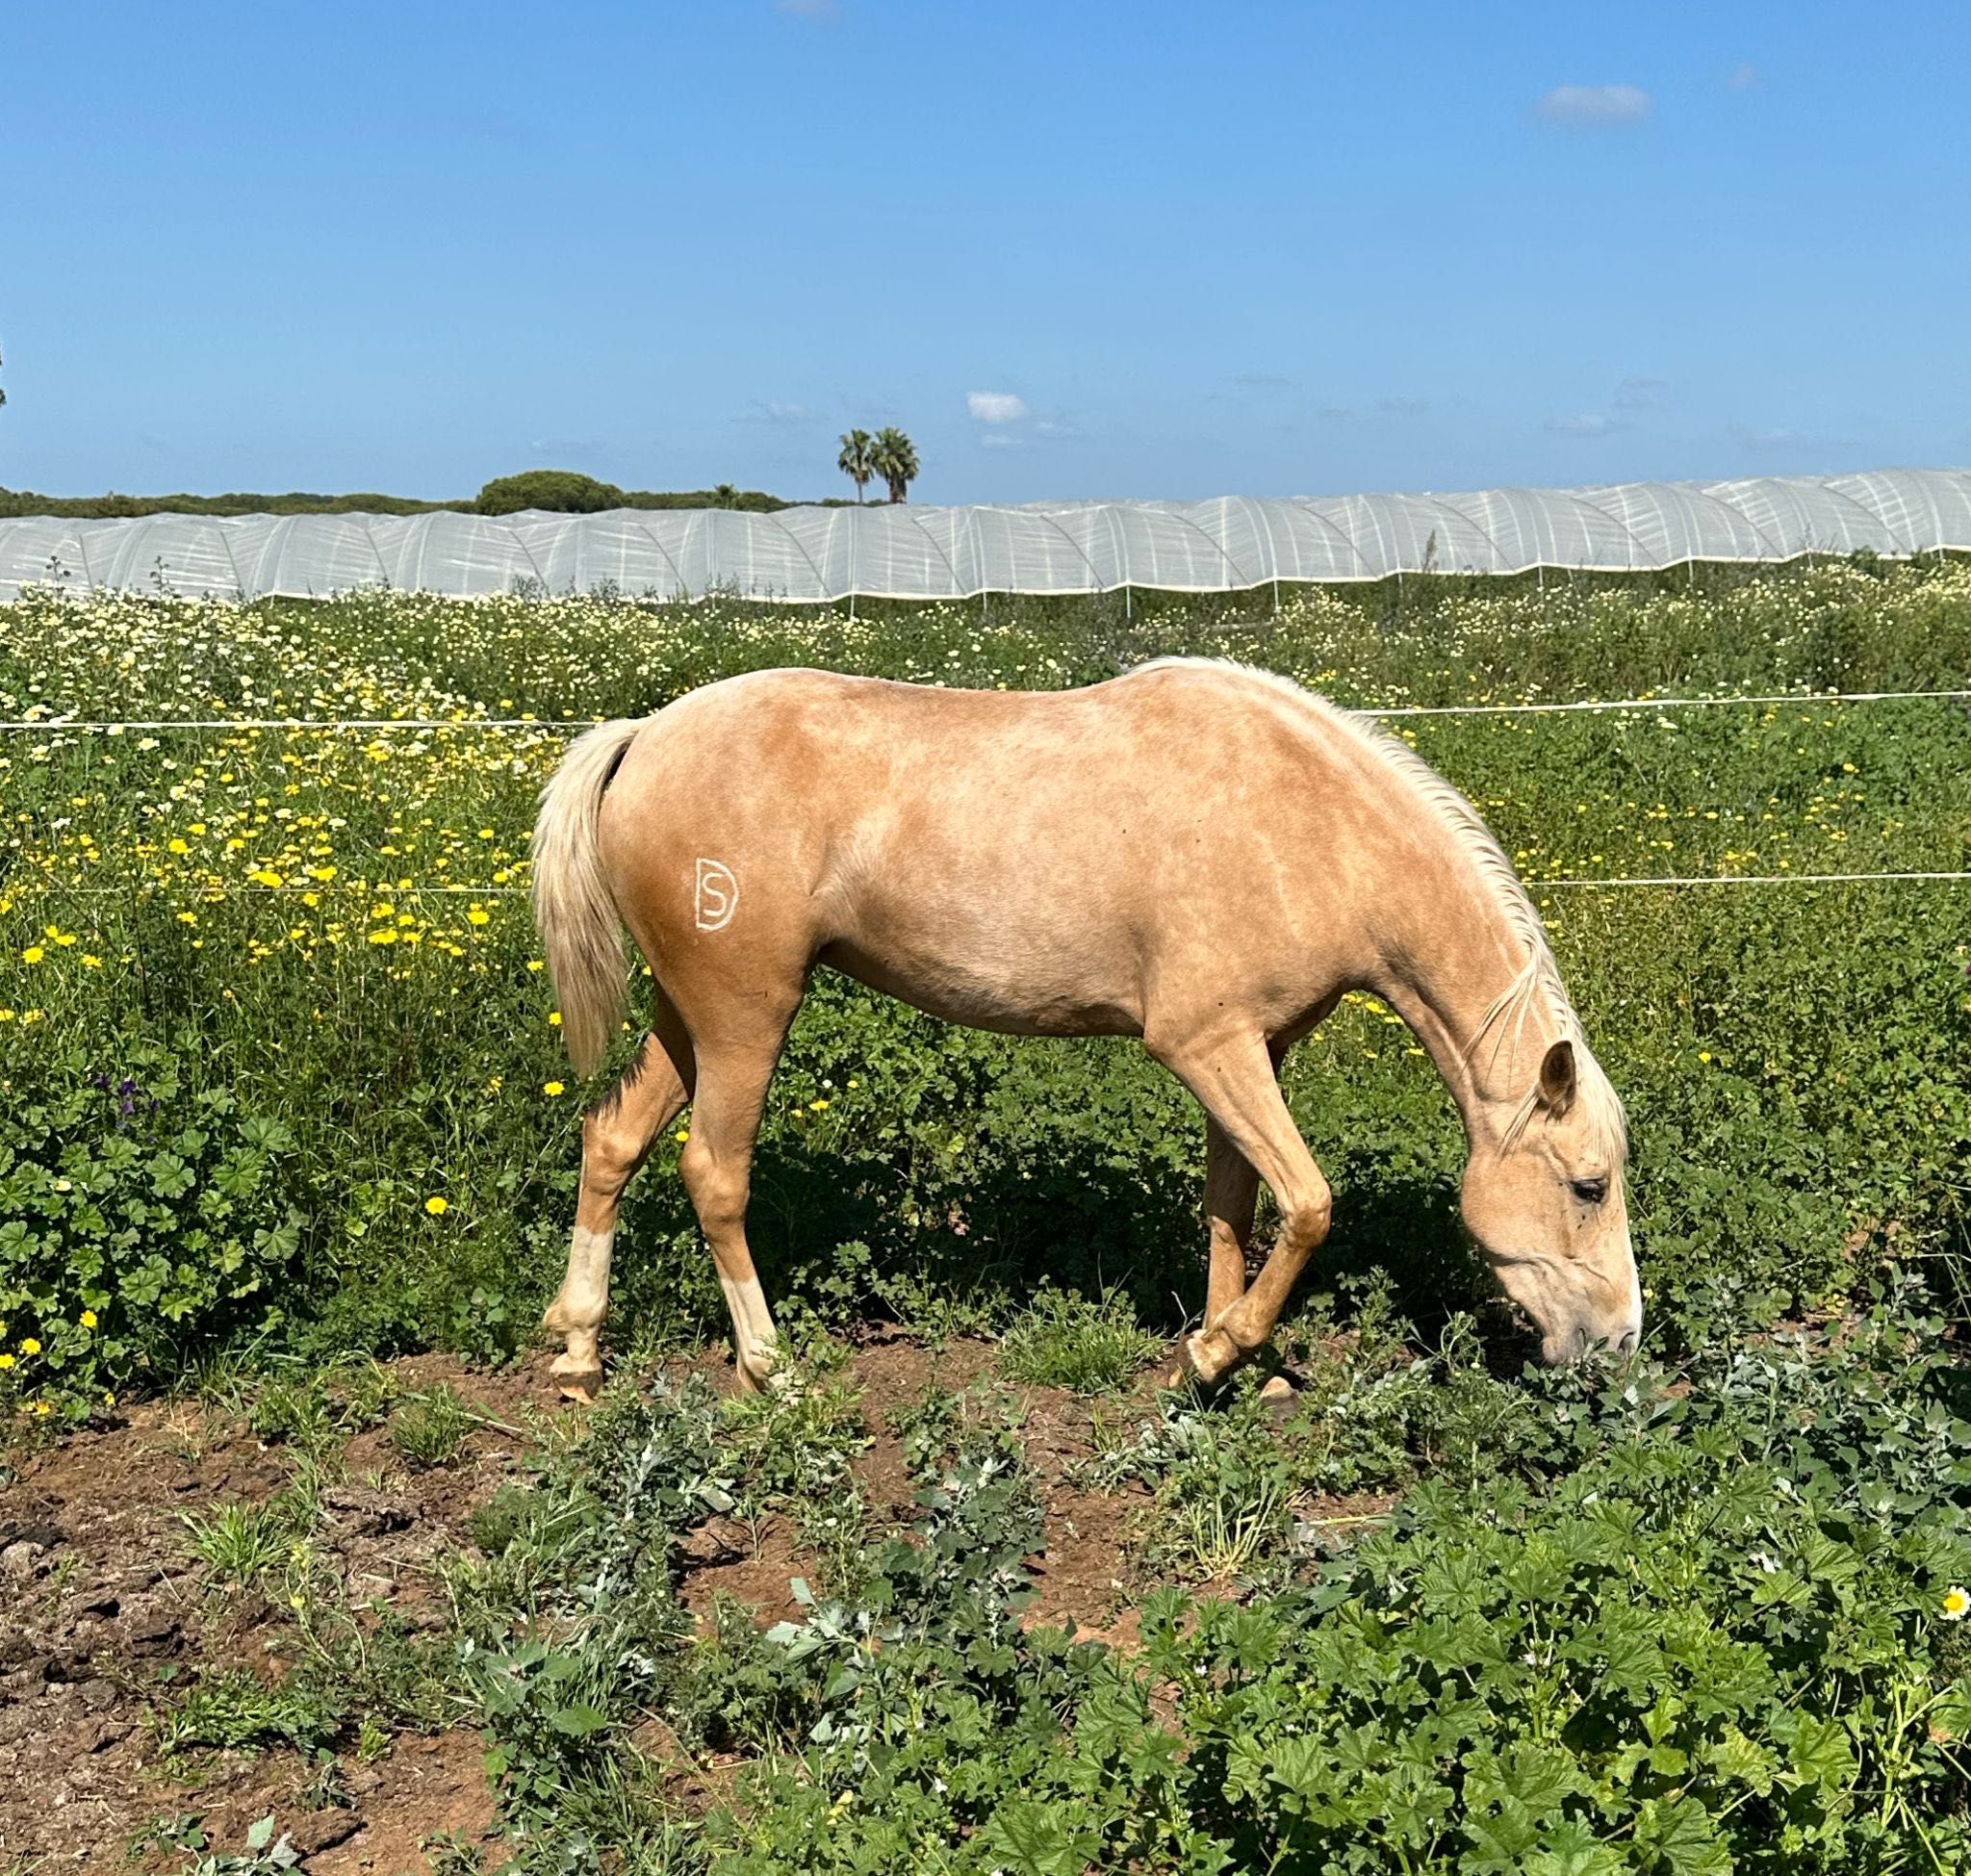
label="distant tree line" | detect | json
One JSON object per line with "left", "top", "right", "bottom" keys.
{"left": 0, "top": 470, "right": 835, "bottom": 521}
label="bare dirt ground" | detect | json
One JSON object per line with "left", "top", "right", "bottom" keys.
{"left": 0, "top": 1354, "right": 540, "bottom": 1873}
{"left": 0, "top": 1338, "right": 1184, "bottom": 1873}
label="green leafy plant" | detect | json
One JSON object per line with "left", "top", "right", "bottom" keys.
{"left": 0, "top": 1043, "right": 303, "bottom": 1417}
{"left": 999, "top": 1287, "right": 1162, "bottom": 1395}
{"left": 387, "top": 1383, "right": 476, "bottom": 1469}
{"left": 179, "top": 1498, "right": 298, "bottom": 1589}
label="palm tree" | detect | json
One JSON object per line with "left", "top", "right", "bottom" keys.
{"left": 712, "top": 483, "right": 738, "bottom": 509}
{"left": 871, "top": 427, "right": 920, "bottom": 504}
{"left": 836, "top": 429, "right": 876, "bottom": 504}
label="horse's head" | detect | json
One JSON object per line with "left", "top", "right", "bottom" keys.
{"left": 1458, "top": 1038, "right": 1640, "bottom": 1364}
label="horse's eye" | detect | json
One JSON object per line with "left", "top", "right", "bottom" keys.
{"left": 1571, "top": 1176, "right": 1609, "bottom": 1205}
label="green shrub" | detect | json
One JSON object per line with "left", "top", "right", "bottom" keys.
{"left": 474, "top": 469, "right": 626, "bottom": 515}
{"left": 0, "top": 1041, "right": 304, "bottom": 1417}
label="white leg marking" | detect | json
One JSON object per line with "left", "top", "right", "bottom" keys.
{"left": 559, "top": 1224, "right": 615, "bottom": 1324}
{"left": 717, "top": 1272, "right": 779, "bottom": 1375}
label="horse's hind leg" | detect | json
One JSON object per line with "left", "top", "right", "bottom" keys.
{"left": 544, "top": 1006, "right": 693, "bottom": 1401}
{"left": 676, "top": 1002, "right": 801, "bottom": 1393}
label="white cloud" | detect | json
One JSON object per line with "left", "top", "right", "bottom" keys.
{"left": 1727, "top": 423, "right": 1856, "bottom": 452}
{"left": 1727, "top": 63, "right": 1760, "bottom": 90}
{"left": 966, "top": 390, "right": 1028, "bottom": 424}
{"left": 1535, "top": 84, "right": 1652, "bottom": 127}
{"left": 1545, "top": 413, "right": 1625, "bottom": 438}
{"left": 979, "top": 432, "right": 1024, "bottom": 450}
{"left": 1613, "top": 374, "right": 1668, "bottom": 410}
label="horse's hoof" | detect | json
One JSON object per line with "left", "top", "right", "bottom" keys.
{"left": 550, "top": 1351, "right": 602, "bottom": 1404}
{"left": 1259, "top": 1374, "right": 1297, "bottom": 1421}
{"left": 1181, "top": 1326, "right": 1242, "bottom": 1387}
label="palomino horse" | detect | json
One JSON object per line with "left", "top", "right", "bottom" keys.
{"left": 532, "top": 658, "right": 1639, "bottom": 1400}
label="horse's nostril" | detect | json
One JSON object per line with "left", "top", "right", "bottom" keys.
{"left": 1616, "top": 1329, "right": 1639, "bottom": 1356}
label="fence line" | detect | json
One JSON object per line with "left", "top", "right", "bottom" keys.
{"left": 1539, "top": 868, "right": 1971, "bottom": 889}
{"left": 2, "top": 683, "right": 1969, "bottom": 735}
{"left": 15, "top": 868, "right": 1971, "bottom": 901}
{"left": 1373, "top": 686, "right": 1971, "bottom": 718}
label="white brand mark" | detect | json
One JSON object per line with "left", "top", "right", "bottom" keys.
{"left": 695, "top": 858, "right": 738, "bottom": 932}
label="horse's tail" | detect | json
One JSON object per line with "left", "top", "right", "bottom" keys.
{"left": 532, "top": 716, "right": 646, "bottom": 1075}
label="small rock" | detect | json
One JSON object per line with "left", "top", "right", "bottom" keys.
{"left": 676, "top": 1515, "right": 748, "bottom": 1566}
{"left": 78, "top": 1678, "right": 117, "bottom": 1712}
{"left": 321, "top": 1483, "right": 413, "bottom": 1537}
{"left": 0, "top": 1541, "right": 48, "bottom": 1583}
{"left": 290, "top": 1808, "right": 364, "bottom": 1857}
{"left": 78, "top": 1715, "right": 133, "bottom": 1754}
{"left": 0, "top": 1629, "right": 39, "bottom": 1668}
{"left": 0, "top": 1519, "right": 64, "bottom": 1552}
{"left": 123, "top": 1609, "right": 181, "bottom": 1651}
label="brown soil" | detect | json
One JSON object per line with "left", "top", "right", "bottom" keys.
{"left": 0, "top": 1353, "right": 553, "bottom": 1873}
{"left": 0, "top": 1332, "right": 1371, "bottom": 1869}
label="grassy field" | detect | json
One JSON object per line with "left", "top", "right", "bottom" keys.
{"left": 1, "top": 564, "right": 1969, "bottom": 1869}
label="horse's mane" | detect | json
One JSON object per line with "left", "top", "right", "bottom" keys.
{"left": 1133, "top": 657, "right": 1626, "bottom": 1158}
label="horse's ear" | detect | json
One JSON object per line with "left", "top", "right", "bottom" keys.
{"left": 1538, "top": 1039, "right": 1577, "bottom": 1117}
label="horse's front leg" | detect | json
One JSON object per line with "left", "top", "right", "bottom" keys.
{"left": 1149, "top": 1024, "right": 1334, "bottom": 1385}
{"left": 1202, "top": 1116, "right": 1260, "bottom": 1331}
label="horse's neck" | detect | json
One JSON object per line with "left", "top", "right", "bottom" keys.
{"left": 1368, "top": 867, "right": 1549, "bottom": 1146}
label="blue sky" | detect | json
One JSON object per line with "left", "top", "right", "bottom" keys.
{"left": 4, "top": 2, "right": 1967, "bottom": 504}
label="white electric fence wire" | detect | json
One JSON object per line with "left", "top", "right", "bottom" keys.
{"left": 1540, "top": 869, "right": 1971, "bottom": 888}
{"left": 2, "top": 683, "right": 1969, "bottom": 735}
{"left": 9, "top": 685, "right": 1967, "bottom": 899}
{"left": 16, "top": 870, "right": 1971, "bottom": 900}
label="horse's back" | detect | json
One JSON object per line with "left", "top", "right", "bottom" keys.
{"left": 600, "top": 662, "right": 1375, "bottom": 1036}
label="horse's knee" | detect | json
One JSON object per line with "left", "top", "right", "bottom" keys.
{"left": 1283, "top": 1177, "right": 1333, "bottom": 1254}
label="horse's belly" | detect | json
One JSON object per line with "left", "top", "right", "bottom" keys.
{"left": 816, "top": 930, "right": 1143, "bottom": 1038}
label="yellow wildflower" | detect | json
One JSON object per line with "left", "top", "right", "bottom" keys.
{"left": 424, "top": 1195, "right": 449, "bottom": 1216}
{"left": 80, "top": 1309, "right": 97, "bottom": 1329}
{"left": 1943, "top": 1587, "right": 1970, "bottom": 1621}
{"left": 544, "top": 1081, "right": 565, "bottom": 1096}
